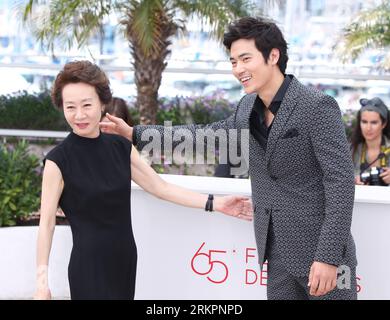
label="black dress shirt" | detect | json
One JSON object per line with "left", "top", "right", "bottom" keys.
{"left": 249, "top": 74, "right": 293, "bottom": 150}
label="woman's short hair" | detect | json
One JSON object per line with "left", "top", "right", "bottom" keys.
{"left": 51, "top": 60, "right": 112, "bottom": 109}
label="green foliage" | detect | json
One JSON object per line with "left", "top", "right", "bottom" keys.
{"left": 21, "top": 0, "right": 252, "bottom": 124}
{"left": 0, "top": 91, "right": 69, "bottom": 131}
{"left": 1, "top": 90, "right": 356, "bottom": 141}
{"left": 23, "top": 0, "right": 113, "bottom": 52}
{"left": 128, "top": 107, "right": 140, "bottom": 126}
{"left": 342, "top": 109, "right": 358, "bottom": 142}
{"left": 157, "top": 93, "right": 236, "bottom": 125}
{"left": 127, "top": 93, "right": 236, "bottom": 126}
{"left": 156, "top": 97, "right": 186, "bottom": 125}
{"left": 340, "top": 0, "right": 390, "bottom": 69}
{"left": 0, "top": 140, "right": 41, "bottom": 227}
{"left": 22, "top": 0, "right": 252, "bottom": 56}
{"left": 183, "top": 95, "right": 235, "bottom": 124}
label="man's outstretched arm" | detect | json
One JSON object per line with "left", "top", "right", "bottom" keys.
{"left": 100, "top": 107, "right": 248, "bottom": 175}
{"left": 101, "top": 112, "right": 237, "bottom": 149}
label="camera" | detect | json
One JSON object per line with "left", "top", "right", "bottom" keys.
{"left": 360, "top": 167, "right": 388, "bottom": 186}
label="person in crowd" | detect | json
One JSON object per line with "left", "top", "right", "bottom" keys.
{"left": 102, "top": 96, "right": 134, "bottom": 126}
{"left": 351, "top": 97, "right": 390, "bottom": 186}
{"left": 101, "top": 17, "right": 357, "bottom": 300}
{"left": 34, "top": 60, "right": 253, "bottom": 300}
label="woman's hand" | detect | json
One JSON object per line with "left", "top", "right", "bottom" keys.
{"left": 380, "top": 167, "right": 390, "bottom": 185}
{"left": 33, "top": 287, "right": 52, "bottom": 300}
{"left": 214, "top": 196, "right": 253, "bottom": 221}
{"left": 33, "top": 265, "right": 51, "bottom": 300}
{"left": 99, "top": 113, "right": 133, "bottom": 141}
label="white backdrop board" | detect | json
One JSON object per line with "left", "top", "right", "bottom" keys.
{"left": 0, "top": 175, "right": 389, "bottom": 299}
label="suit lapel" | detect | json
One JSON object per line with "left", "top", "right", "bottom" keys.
{"left": 265, "top": 78, "right": 301, "bottom": 167}
{"left": 240, "top": 93, "right": 257, "bottom": 129}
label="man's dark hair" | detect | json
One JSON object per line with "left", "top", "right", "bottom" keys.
{"left": 223, "top": 16, "right": 289, "bottom": 74}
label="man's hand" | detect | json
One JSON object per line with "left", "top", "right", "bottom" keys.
{"left": 99, "top": 113, "right": 133, "bottom": 141}
{"left": 214, "top": 196, "right": 253, "bottom": 221}
{"left": 308, "top": 261, "right": 338, "bottom": 296}
{"left": 379, "top": 167, "right": 390, "bottom": 185}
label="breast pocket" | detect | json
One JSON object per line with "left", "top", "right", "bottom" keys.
{"left": 279, "top": 134, "right": 301, "bottom": 145}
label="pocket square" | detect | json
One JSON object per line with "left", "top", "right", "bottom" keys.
{"left": 282, "top": 128, "right": 299, "bottom": 139}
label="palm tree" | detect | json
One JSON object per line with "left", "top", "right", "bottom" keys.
{"left": 22, "top": 0, "right": 253, "bottom": 124}
{"left": 340, "top": 0, "right": 390, "bottom": 70}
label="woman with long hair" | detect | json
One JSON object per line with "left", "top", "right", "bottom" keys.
{"left": 351, "top": 97, "right": 390, "bottom": 185}
{"left": 102, "top": 97, "right": 134, "bottom": 126}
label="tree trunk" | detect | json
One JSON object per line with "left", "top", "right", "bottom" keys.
{"left": 126, "top": 11, "right": 177, "bottom": 125}
{"left": 132, "top": 45, "right": 165, "bottom": 125}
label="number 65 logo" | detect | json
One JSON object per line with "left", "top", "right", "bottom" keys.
{"left": 191, "top": 242, "right": 229, "bottom": 284}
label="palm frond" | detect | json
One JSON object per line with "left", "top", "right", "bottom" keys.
{"left": 22, "top": 0, "right": 34, "bottom": 21}
{"left": 133, "top": 0, "right": 165, "bottom": 55}
{"left": 118, "top": 0, "right": 168, "bottom": 57}
{"left": 340, "top": 0, "right": 390, "bottom": 62}
{"left": 21, "top": 0, "right": 114, "bottom": 52}
{"left": 173, "top": 0, "right": 254, "bottom": 40}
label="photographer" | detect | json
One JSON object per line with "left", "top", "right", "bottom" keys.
{"left": 351, "top": 97, "right": 390, "bottom": 186}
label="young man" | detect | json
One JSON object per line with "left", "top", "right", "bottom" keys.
{"left": 101, "top": 17, "right": 357, "bottom": 300}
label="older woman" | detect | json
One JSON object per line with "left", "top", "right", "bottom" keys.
{"left": 34, "top": 60, "right": 252, "bottom": 300}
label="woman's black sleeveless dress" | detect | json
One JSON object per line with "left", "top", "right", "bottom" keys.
{"left": 45, "top": 132, "right": 137, "bottom": 300}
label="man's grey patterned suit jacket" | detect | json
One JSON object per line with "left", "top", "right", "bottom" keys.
{"left": 134, "top": 77, "right": 358, "bottom": 277}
